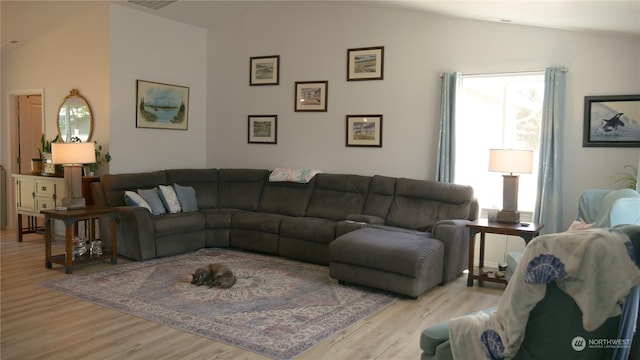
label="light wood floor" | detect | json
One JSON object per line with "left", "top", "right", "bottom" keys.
{"left": 0, "top": 230, "right": 503, "bottom": 360}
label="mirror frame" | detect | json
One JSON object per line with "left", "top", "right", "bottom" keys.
{"left": 57, "top": 88, "right": 93, "bottom": 143}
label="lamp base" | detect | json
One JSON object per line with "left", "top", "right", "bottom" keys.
{"left": 62, "top": 197, "right": 86, "bottom": 209}
{"left": 497, "top": 210, "right": 520, "bottom": 224}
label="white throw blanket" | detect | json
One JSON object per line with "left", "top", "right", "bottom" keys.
{"left": 450, "top": 228, "right": 640, "bottom": 359}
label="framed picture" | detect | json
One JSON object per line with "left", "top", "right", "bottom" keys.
{"left": 136, "top": 80, "right": 189, "bottom": 130}
{"left": 347, "top": 46, "right": 384, "bottom": 81}
{"left": 583, "top": 94, "right": 640, "bottom": 147}
{"left": 295, "top": 81, "right": 328, "bottom": 112}
{"left": 250, "top": 55, "right": 280, "bottom": 86}
{"left": 248, "top": 115, "right": 277, "bottom": 144}
{"left": 346, "top": 114, "right": 383, "bottom": 147}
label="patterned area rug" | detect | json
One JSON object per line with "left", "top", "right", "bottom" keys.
{"left": 43, "top": 248, "right": 398, "bottom": 359}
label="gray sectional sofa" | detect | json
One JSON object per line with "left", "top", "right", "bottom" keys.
{"left": 91, "top": 168, "right": 477, "bottom": 298}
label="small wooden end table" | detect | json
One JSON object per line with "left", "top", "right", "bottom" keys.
{"left": 41, "top": 206, "right": 118, "bottom": 274}
{"left": 466, "top": 219, "right": 543, "bottom": 287}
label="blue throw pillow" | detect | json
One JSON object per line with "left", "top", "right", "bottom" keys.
{"left": 174, "top": 183, "right": 198, "bottom": 212}
{"left": 137, "top": 188, "right": 167, "bottom": 215}
{"left": 124, "top": 191, "right": 152, "bottom": 213}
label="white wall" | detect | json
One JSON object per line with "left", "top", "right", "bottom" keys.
{"left": 204, "top": 2, "right": 640, "bottom": 230}
{"left": 108, "top": 4, "right": 207, "bottom": 174}
{"left": 1, "top": 2, "right": 110, "bottom": 229}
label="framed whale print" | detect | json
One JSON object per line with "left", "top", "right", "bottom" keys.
{"left": 583, "top": 94, "right": 640, "bottom": 147}
{"left": 136, "top": 80, "right": 189, "bottom": 130}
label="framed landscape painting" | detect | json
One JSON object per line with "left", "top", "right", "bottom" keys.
{"left": 295, "top": 81, "right": 328, "bottom": 112}
{"left": 248, "top": 115, "right": 277, "bottom": 144}
{"left": 250, "top": 55, "right": 280, "bottom": 86}
{"left": 346, "top": 114, "right": 383, "bottom": 147}
{"left": 583, "top": 94, "right": 640, "bottom": 147}
{"left": 347, "top": 46, "right": 384, "bottom": 81}
{"left": 136, "top": 80, "right": 189, "bottom": 130}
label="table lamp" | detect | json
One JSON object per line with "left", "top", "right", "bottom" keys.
{"left": 488, "top": 149, "right": 533, "bottom": 223}
{"left": 52, "top": 142, "right": 96, "bottom": 209}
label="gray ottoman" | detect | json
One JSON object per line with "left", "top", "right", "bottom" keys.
{"left": 329, "top": 227, "right": 444, "bottom": 298}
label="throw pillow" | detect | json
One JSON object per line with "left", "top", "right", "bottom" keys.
{"left": 124, "top": 191, "right": 152, "bottom": 213}
{"left": 158, "top": 184, "right": 182, "bottom": 213}
{"left": 137, "top": 187, "right": 167, "bottom": 215}
{"left": 174, "top": 183, "right": 198, "bottom": 212}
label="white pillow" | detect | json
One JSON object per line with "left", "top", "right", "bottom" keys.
{"left": 124, "top": 191, "right": 152, "bottom": 213}
{"left": 159, "top": 184, "right": 182, "bottom": 213}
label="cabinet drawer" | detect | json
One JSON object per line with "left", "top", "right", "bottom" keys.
{"left": 35, "top": 180, "right": 57, "bottom": 196}
{"left": 36, "top": 198, "right": 55, "bottom": 212}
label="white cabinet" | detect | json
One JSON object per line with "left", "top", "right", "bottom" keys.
{"left": 13, "top": 174, "right": 66, "bottom": 241}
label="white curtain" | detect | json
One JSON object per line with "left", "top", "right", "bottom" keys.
{"left": 533, "top": 67, "right": 566, "bottom": 234}
{"left": 435, "top": 72, "right": 461, "bottom": 183}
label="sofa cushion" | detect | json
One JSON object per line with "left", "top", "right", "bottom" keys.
{"left": 386, "top": 179, "right": 473, "bottom": 231}
{"left": 165, "top": 168, "right": 218, "bottom": 209}
{"left": 363, "top": 175, "right": 396, "bottom": 219}
{"left": 305, "top": 174, "right": 370, "bottom": 220}
{"left": 330, "top": 227, "right": 442, "bottom": 277}
{"left": 218, "top": 169, "right": 269, "bottom": 210}
{"left": 154, "top": 212, "right": 204, "bottom": 236}
{"left": 101, "top": 170, "right": 167, "bottom": 207}
{"left": 258, "top": 177, "right": 316, "bottom": 217}
{"left": 280, "top": 217, "right": 336, "bottom": 244}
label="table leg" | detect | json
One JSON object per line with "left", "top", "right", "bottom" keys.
{"left": 64, "top": 223, "right": 74, "bottom": 274}
{"left": 479, "top": 232, "right": 486, "bottom": 286}
{"left": 17, "top": 214, "right": 23, "bottom": 242}
{"left": 467, "top": 231, "right": 475, "bottom": 286}
{"left": 110, "top": 216, "right": 117, "bottom": 265}
{"left": 44, "top": 216, "right": 52, "bottom": 269}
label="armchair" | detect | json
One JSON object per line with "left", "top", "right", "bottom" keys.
{"left": 505, "top": 188, "right": 640, "bottom": 280}
{"left": 420, "top": 225, "right": 640, "bottom": 360}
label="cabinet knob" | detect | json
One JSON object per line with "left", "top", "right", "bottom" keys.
{"left": 41, "top": 186, "right": 47, "bottom": 191}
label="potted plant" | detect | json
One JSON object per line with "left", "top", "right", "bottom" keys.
{"left": 39, "top": 134, "right": 60, "bottom": 175}
{"left": 85, "top": 141, "right": 112, "bottom": 176}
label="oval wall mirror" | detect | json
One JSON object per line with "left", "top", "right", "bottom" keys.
{"left": 57, "top": 88, "right": 93, "bottom": 142}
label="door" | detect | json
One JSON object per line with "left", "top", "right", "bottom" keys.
{"left": 17, "top": 95, "right": 42, "bottom": 174}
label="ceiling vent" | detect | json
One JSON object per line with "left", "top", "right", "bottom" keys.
{"left": 128, "top": 1, "right": 177, "bottom": 10}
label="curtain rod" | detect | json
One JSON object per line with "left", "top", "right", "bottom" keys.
{"left": 440, "top": 67, "right": 568, "bottom": 78}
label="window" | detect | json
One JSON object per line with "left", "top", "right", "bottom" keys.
{"left": 454, "top": 73, "right": 545, "bottom": 214}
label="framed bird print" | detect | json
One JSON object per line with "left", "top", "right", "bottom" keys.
{"left": 583, "top": 94, "right": 640, "bottom": 147}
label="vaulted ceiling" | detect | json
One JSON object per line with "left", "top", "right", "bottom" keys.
{"left": 2, "top": 0, "right": 639, "bottom": 52}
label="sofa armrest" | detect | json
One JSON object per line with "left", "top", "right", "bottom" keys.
{"left": 431, "top": 219, "right": 470, "bottom": 283}
{"left": 103, "top": 206, "right": 157, "bottom": 261}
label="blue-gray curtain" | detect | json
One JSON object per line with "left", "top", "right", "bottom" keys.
{"left": 435, "top": 72, "right": 461, "bottom": 183}
{"left": 533, "top": 67, "right": 566, "bottom": 234}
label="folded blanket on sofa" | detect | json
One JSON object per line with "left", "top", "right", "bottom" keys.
{"left": 269, "top": 168, "right": 322, "bottom": 183}
{"left": 449, "top": 228, "right": 640, "bottom": 359}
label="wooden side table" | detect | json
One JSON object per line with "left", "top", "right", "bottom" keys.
{"left": 466, "top": 219, "right": 543, "bottom": 287}
{"left": 41, "top": 206, "right": 118, "bottom": 274}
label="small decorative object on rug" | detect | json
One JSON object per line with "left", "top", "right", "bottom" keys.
{"left": 43, "top": 248, "right": 397, "bottom": 360}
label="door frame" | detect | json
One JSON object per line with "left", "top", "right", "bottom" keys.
{"left": 5, "top": 88, "right": 45, "bottom": 230}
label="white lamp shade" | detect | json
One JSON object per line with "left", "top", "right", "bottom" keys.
{"left": 52, "top": 142, "right": 96, "bottom": 165}
{"left": 488, "top": 149, "right": 533, "bottom": 174}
